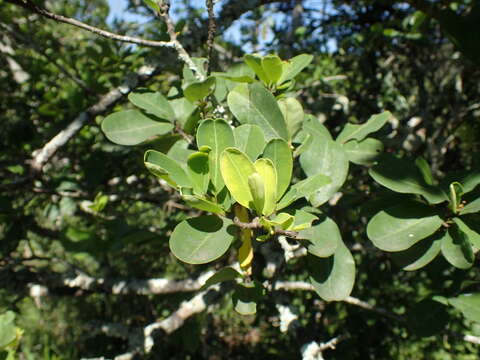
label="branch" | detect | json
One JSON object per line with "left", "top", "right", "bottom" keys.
{"left": 206, "top": 0, "right": 217, "bottom": 75}
{"left": 157, "top": 3, "right": 205, "bottom": 81}
{"left": 29, "top": 64, "right": 156, "bottom": 172}
{"left": 274, "top": 281, "right": 404, "bottom": 322}
{"left": 143, "top": 289, "right": 218, "bottom": 352}
{"left": 302, "top": 335, "right": 348, "bottom": 360}
{"left": 5, "top": 0, "right": 176, "bottom": 49}
{"left": 233, "top": 217, "right": 301, "bottom": 239}
{"left": 46, "top": 270, "right": 215, "bottom": 295}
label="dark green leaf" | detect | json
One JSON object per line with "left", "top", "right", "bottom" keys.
{"left": 184, "top": 77, "right": 216, "bottom": 103}
{"left": 441, "top": 226, "right": 474, "bottom": 269}
{"left": 367, "top": 201, "right": 444, "bottom": 252}
{"left": 453, "top": 217, "right": 480, "bottom": 248}
{"left": 169, "top": 215, "right": 234, "bottom": 264}
{"left": 201, "top": 267, "right": 242, "bottom": 290}
{"left": 128, "top": 91, "right": 175, "bottom": 121}
{"left": 300, "top": 130, "right": 348, "bottom": 206}
{"left": 187, "top": 152, "right": 209, "bottom": 195}
{"left": 343, "top": 138, "right": 383, "bottom": 165}
{"left": 232, "top": 282, "right": 264, "bottom": 315}
{"left": 392, "top": 232, "right": 443, "bottom": 271}
{"left": 263, "top": 138, "right": 292, "bottom": 199}
{"left": 336, "top": 111, "right": 391, "bottom": 144}
{"left": 369, "top": 154, "right": 447, "bottom": 204}
{"left": 227, "top": 83, "right": 288, "bottom": 141}
{"left": 102, "top": 110, "right": 173, "bottom": 146}
{"left": 449, "top": 293, "right": 480, "bottom": 323}
{"left": 196, "top": 119, "right": 235, "bottom": 193}
{"left": 300, "top": 215, "right": 340, "bottom": 258}
{"left": 308, "top": 239, "right": 355, "bottom": 301}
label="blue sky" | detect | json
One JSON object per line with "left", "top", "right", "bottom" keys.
{"left": 106, "top": 0, "right": 335, "bottom": 53}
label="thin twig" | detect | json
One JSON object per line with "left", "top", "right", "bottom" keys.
{"left": 206, "top": 0, "right": 217, "bottom": 75}
{"left": 5, "top": 0, "right": 176, "bottom": 49}
{"left": 233, "top": 216, "right": 301, "bottom": 239}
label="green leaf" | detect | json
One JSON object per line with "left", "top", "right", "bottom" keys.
{"left": 278, "top": 54, "right": 313, "bottom": 84}
{"left": 336, "top": 111, "right": 392, "bottom": 144}
{"left": 270, "top": 212, "right": 295, "bottom": 230}
{"left": 220, "top": 148, "right": 256, "bottom": 208}
{"left": 128, "top": 91, "right": 175, "bottom": 121}
{"left": 449, "top": 293, "right": 480, "bottom": 323}
{"left": 169, "top": 97, "right": 196, "bottom": 127}
{"left": 144, "top": 150, "right": 192, "bottom": 188}
{"left": 196, "top": 119, "right": 235, "bottom": 193}
{"left": 201, "top": 267, "right": 242, "bottom": 290}
{"left": 300, "top": 215, "right": 340, "bottom": 258}
{"left": 278, "top": 97, "right": 304, "bottom": 139}
{"left": 232, "top": 282, "right": 264, "bottom": 315}
{"left": 244, "top": 54, "right": 269, "bottom": 83}
{"left": 248, "top": 173, "right": 265, "bottom": 215}
{"left": 367, "top": 201, "right": 444, "bottom": 252}
{"left": 102, "top": 110, "right": 173, "bottom": 146}
{"left": 392, "top": 232, "right": 443, "bottom": 271}
{"left": 233, "top": 124, "right": 265, "bottom": 161}
{"left": 308, "top": 239, "right": 355, "bottom": 301}
{"left": 453, "top": 217, "right": 480, "bottom": 248}
{"left": 90, "top": 192, "right": 108, "bottom": 213}
{"left": 169, "top": 215, "right": 234, "bottom": 264}
{"left": 369, "top": 154, "right": 447, "bottom": 204}
{"left": 182, "top": 195, "right": 225, "bottom": 215}
{"left": 441, "top": 226, "right": 474, "bottom": 269}
{"left": 187, "top": 152, "right": 209, "bottom": 195}
{"left": 460, "top": 197, "right": 480, "bottom": 215}
{"left": 227, "top": 83, "right": 288, "bottom": 141}
{"left": 167, "top": 139, "right": 195, "bottom": 165}
{"left": 261, "top": 54, "right": 283, "bottom": 84}
{"left": 0, "top": 312, "right": 16, "bottom": 348}
{"left": 143, "top": 0, "right": 160, "bottom": 11}
{"left": 263, "top": 138, "right": 292, "bottom": 199}
{"left": 415, "top": 157, "right": 435, "bottom": 185}
{"left": 343, "top": 138, "right": 384, "bottom": 165}
{"left": 289, "top": 209, "right": 319, "bottom": 230}
{"left": 212, "top": 72, "right": 255, "bottom": 83}
{"left": 254, "top": 158, "right": 277, "bottom": 215}
{"left": 301, "top": 114, "right": 333, "bottom": 141}
{"left": 407, "top": 298, "right": 449, "bottom": 337}
{"left": 300, "top": 131, "right": 348, "bottom": 206}
{"left": 459, "top": 169, "right": 480, "bottom": 193}
{"left": 276, "top": 174, "right": 331, "bottom": 210}
{"left": 184, "top": 76, "right": 216, "bottom": 103}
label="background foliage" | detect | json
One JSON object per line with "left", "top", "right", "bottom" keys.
{"left": 1, "top": 0, "right": 480, "bottom": 359}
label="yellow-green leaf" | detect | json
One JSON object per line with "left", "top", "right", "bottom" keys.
{"left": 254, "top": 158, "right": 277, "bottom": 215}
{"left": 182, "top": 195, "right": 225, "bottom": 215}
{"left": 261, "top": 54, "right": 283, "bottom": 84}
{"left": 220, "top": 148, "right": 256, "bottom": 208}
{"left": 248, "top": 173, "right": 266, "bottom": 215}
